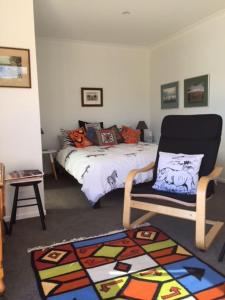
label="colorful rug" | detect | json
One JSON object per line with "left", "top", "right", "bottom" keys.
{"left": 31, "top": 225, "right": 225, "bottom": 300}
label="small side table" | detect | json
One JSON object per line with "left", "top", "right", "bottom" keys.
{"left": 42, "top": 150, "right": 58, "bottom": 180}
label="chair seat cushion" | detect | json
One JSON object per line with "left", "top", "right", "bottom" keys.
{"left": 131, "top": 180, "right": 214, "bottom": 206}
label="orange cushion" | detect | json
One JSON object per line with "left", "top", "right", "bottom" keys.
{"left": 121, "top": 126, "right": 140, "bottom": 144}
{"left": 69, "top": 128, "right": 93, "bottom": 148}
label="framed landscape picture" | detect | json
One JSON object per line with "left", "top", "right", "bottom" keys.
{"left": 81, "top": 88, "right": 103, "bottom": 107}
{"left": 0, "top": 47, "right": 31, "bottom": 88}
{"left": 184, "top": 75, "right": 208, "bottom": 107}
{"left": 161, "top": 81, "right": 179, "bottom": 109}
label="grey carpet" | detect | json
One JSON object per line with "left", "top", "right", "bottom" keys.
{"left": 2, "top": 174, "right": 225, "bottom": 300}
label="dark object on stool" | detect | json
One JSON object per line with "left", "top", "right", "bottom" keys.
{"left": 218, "top": 241, "right": 225, "bottom": 262}
{"left": 9, "top": 180, "right": 46, "bottom": 234}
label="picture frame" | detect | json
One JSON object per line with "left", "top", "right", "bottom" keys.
{"left": 0, "top": 47, "right": 31, "bottom": 88}
{"left": 161, "top": 81, "right": 179, "bottom": 109}
{"left": 81, "top": 88, "right": 103, "bottom": 107}
{"left": 184, "top": 75, "right": 209, "bottom": 107}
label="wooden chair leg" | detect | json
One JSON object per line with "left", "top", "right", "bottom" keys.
{"left": 0, "top": 279, "right": 5, "bottom": 295}
{"left": 205, "top": 219, "right": 224, "bottom": 250}
{"left": 130, "top": 211, "right": 156, "bottom": 228}
{"left": 195, "top": 187, "right": 224, "bottom": 250}
{"left": 195, "top": 194, "right": 206, "bottom": 250}
{"left": 123, "top": 193, "right": 132, "bottom": 228}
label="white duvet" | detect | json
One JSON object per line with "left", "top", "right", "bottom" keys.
{"left": 57, "top": 143, "right": 158, "bottom": 205}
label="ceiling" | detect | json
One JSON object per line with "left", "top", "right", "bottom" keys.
{"left": 34, "top": 0, "right": 225, "bottom": 46}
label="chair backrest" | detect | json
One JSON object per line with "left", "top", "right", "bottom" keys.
{"left": 153, "top": 114, "right": 222, "bottom": 181}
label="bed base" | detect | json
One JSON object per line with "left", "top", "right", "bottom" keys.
{"left": 56, "top": 161, "right": 102, "bottom": 209}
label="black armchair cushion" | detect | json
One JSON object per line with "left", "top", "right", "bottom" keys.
{"left": 132, "top": 114, "right": 222, "bottom": 205}
{"left": 153, "top": 114, "right": 222, "bottom": 182}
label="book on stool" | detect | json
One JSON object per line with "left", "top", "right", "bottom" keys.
{"left": 6, "top": 169, "right": 43, "bottom": 183}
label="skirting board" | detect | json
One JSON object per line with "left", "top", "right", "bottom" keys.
{"left": 4, "top": 209, "right": 47, "bottom": 222}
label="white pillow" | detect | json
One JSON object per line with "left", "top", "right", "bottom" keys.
{"left": 153, "top": 152, "right": 204, "bottom": 195}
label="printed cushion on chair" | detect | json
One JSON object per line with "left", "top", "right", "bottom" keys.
{"left": 152, "top": 152, "right": 204, "bottom": 195}
{"left": 121, "top": 126, "right": 140, "bottom": 144}
{"left": 69, "top": 128, "right": 93, "bottom": 148}
{"left": 96, "top": 129, "right": 118, "bottom": 146}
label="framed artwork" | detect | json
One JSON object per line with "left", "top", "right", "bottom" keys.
{"left": 81, "top": 88, "right": 103, "bottom": 107}
{"left": 0, "top": 47, "right": 31, "bottom": 88}
{"left": 184, "top": 75, "right": 208, "bottom": 107}
{"left": 161, "top": 81, "right": 179, "bottom": 109}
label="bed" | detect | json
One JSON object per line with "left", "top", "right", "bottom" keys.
{"left": 57, "top": 142, "right": 158, "bottom": 206}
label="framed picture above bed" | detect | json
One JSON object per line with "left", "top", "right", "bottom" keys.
{"left": 184, "top": 75, "right": 209, "bottom": 107}
{"left": 81, "top": 87, "right": 103, "bottom": 107}
{"left": 161, "top": 81, "right": 179, "bottom": 109}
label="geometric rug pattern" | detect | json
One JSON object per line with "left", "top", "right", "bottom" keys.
{"left": 31, "top": 225, "right": 225, "bottom": 299}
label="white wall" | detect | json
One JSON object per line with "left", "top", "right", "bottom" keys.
{"left": 0, "top": 0, "right": 44, "bottom": 220}
{"left": 36, "top": 38, "right": 151, "bottom": 152}
{"left": 150, "top": 13, "right": 225, "bottom": 179}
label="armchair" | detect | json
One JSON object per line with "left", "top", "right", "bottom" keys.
{"left": 123, "top": 114, "right": 224, "bottom": 250}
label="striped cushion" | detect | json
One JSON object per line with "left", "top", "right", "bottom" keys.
{"left": 60, "top": 128, "right": 74, "bottom": 147}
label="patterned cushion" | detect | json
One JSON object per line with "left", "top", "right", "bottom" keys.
{"left": 121, "top": 126, "right": 140, "bottom": 144}
{"left": 152, "top": 152, "right": 204, "bottom": 195}
{"left": 96, "top": 129, "right": 118, "bottom": 146}
{"left": 107, "top": 125, "right": 124, "bottom": 143}
{"left": 60, "top": 128, "right": 74, "bottom": 147}
{"left": 78, "top": 120, "right": 104, "bottom": 130}
{"left": 69, "top": 128, "right": 93, "bottom": 148}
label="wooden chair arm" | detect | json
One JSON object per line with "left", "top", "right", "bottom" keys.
{"left": 197, "top": 166, "right": 223, "bottom": 198}
{"left": 125, "top": 162, "right": 155, "bottom": 195}
{"left": 196, "top": 166, "right": 223, "bottom": 249}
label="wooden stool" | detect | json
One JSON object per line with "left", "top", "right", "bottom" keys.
{"left": 9, "top": 180, "right": 46, "bottom": 234}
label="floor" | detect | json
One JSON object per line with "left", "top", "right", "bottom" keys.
{"left": 2, "top": 174, "right": 225, "bottom": 299}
